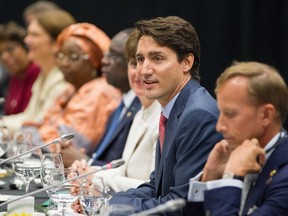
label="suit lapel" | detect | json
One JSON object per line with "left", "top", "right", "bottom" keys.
{"left": 110, "top": 97, "right": 140, "bottom": 140}
{"left": 123, "top": 119, "right": 147, "bottom": 160}
{"left": 243, "top": 136, "right": 288, "bottom": 215}
{"left": 155, "top": 80, "right": 200, "bottom": 195}
{"left": 96, "top": 97, "right": 140, "bottom": 158}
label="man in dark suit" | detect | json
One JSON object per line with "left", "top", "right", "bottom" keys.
{"left": 186, "top": 62, "right": 288, "bottom": 215}
{"left": 87, "top": 95, "right": 140, "bottom": 166}
{"left": 109, "top": 16, "right": 222, "bottom": 215}
{"left": 87, "top": 28, "right": 141, "bottom": 166}
{"left": 61, "top": 28, "right": 141, "bottom": 167}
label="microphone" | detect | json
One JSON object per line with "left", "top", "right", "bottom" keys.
{"left": 101, "top": 158, "right": 125, "bottom": 170}
{"left": 0, "top": 133, "right": 74, "bottom": 165}
{"left": 131, "top": 198, "right": 186, "bottom": 216}
{"left": 0, "top": 159, "right": 125, "bottom": 208}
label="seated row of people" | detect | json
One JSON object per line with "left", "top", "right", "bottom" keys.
{"left": 0, "top": 7, "right": 161, "bottom": 197}
{"left": 72, "top": 16, "right": 288, "bottom": 216}
{"left": 0, "top": 0, "right": 61, "bottom": 115}
{"left": 1, "top": 9, "right": 288, "bottom": 215}
{"left": 22, "top": 22, "right": 121, "bottom": 155}
{"left": 71, "top": 28, "right": 161, "bottom": 192}
{"left": 2, "top": 9, "right": 75, "bottom": 133}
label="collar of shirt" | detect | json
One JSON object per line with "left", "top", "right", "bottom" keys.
{"left": 162, "top": 92, "right": 180, "bottom": 119}
{"left": 120, "top": 89, "right": 136, "bottom": 119}
{"left": 264, "top": 130, "right": 285, "bottom": 160}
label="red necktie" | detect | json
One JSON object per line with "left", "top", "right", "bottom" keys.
{"left": 159, "top": 113, "right": 168, "bottom": 153}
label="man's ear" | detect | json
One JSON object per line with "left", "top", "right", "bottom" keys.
{"left": 260, "top": 104, "right": 276, "bottom": 126}
{"left": 182, "top": 53, "right": 194, "bottom": 73}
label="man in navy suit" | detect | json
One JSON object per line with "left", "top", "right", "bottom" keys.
{"left": 109, "top": 16, "right": 222, "bottom": 215}
{"left": 186, "top": 62, "right": 288, "bottom": 215}
{"left": 88, "top": 28, "right": 141, "bottom": 166}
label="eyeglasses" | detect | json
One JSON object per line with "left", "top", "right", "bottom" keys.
{"left": 0, "top": 45, "right": 18, "bottom": 58}
{"left": 55, "top": 52, "right": 89, "bottom": 63}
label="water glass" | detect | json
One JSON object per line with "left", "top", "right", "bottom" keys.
{"left": 81, "top": 176, "right": 105, "bottom": 216}
{"left": 49, "top": 168, "right": 80, "bottom": 216}
{"left": 40, "top": 153, "right": 64, "bottom": 187}
{"left": 12, "top": 131, "right": 42, "bottom": 192}
{"left": 40, "top": 153, "right": 64, "bottom": 210}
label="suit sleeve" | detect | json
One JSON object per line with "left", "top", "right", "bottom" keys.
{"left": 204, "top": 187, "right": 242, "bottom": 216}
{"left": 203, "top": 163, "right": 288, "bottom": 216}
{"left": 110, "top": 107, "right": 222, "bottom": 215}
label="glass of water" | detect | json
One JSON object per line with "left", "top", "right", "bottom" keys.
{"left": 40, "top": 153, "right": 64, "bottom": 209}
{"left": 12, "top": 131, "right": 42, "bottom": 192}
{"left": 80, "top": 176, "right": 105, "bottom": 216}
{"left": 49, "top": 168, "right": 80, "bottom": 216}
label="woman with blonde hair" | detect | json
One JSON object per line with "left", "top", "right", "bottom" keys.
{"left": 2, "top": 9, "right": 75, "bottom": 133}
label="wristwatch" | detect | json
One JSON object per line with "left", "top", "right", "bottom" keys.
{"left": 222, "top": 172, "right": 244, "bottom": 181}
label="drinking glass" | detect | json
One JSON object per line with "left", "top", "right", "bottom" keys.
{"left": 12, "top": 131, "right": 42, "bottom": 192}
{"left": 40, "top": 153, "right": 64, "bottom": 209}
{"left": 0, "top": 126, "right": 10, "bottom": 158}
{"left": 49, "top": 168, "right": 80, "bottom": 216}
{"left": 40, "top": 153, "right": 64, "bottom": 187}
{"left": 80, "top": 176, "right": 105, "bottom": 216}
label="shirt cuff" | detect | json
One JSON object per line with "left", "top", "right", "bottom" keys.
{"left": 187, "top": 171, "right": 244, "bottom": 202}
{"left": 206, "top": 178, "right": 243, "bottom": 190}
{"left": 188, "top": 171, "right": 207, "bottom": 202}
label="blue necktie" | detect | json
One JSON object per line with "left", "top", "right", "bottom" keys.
{"left": 90, "top": 100, "right": 124, "bottom": 162}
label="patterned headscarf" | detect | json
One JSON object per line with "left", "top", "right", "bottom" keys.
{"left": 57, "top": 22, "right": 111, "bottom": 70}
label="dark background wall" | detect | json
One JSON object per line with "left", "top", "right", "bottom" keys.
{"left": 1, "top": 0, "right": 288, "bottom": 128}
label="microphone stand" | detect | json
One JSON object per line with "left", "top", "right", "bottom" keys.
{"left": 0, "top": 133, "right": 74, "bottom": 165}
{"left": 0, "top": 159, "right": 125, "bottom": 208}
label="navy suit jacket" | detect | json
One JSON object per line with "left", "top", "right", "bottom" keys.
{"left": 110, "top": 79, "right": 222, "bottom": 215}
{"left": 186, "top": 134, "right": 288, "bottom": 216}
{"left": 90, "top": 97, "right": 141, "bottom": 166}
